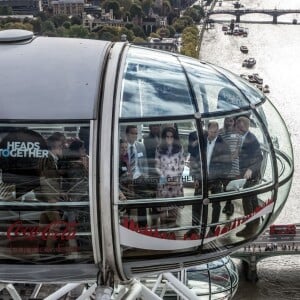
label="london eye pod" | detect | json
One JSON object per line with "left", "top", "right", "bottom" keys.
{"left": 0, "top": 29, "right": 294, "bottom": 285}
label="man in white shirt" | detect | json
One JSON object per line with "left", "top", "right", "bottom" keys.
{"left": 188, "top": 122, "right": 231, "bottom": 236}
{"left": 206, "top": 122, "right": 232, "bottom": 234}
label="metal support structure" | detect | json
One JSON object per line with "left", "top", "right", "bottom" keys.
{"left": 162, "top": 273, "right": 199, "bottom": 300}
{"left": 44, "top": 283, "right": 82, "bottom": 300}
{"left": 0, "top": 283, "right": 22, "bottom": 300}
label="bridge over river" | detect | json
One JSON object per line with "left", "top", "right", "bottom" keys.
{"left": 231, "top": 224, "right": 300, "bottom": 282}
{"left": 207, "top": 8, "right": 300, "bottom": 23}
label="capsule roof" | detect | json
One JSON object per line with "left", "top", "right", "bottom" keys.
{"left": 0, "top": 30, "right": 111, "bottom": 120}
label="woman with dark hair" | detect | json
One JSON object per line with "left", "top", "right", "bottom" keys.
{"left": 155, "top": 127, "right": 185, "bottom": 227}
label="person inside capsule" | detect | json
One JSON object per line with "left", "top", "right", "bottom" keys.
{"left": 235, "top": 116, "right": 263, "bottom": 237}
{"left": 219, "top": 117, "right": 243, "bottom": 216}
{"left": 125, "top": 125, "right": 148, "bottom": 227}
{"left": 155, "top": 126, "right": 185, "bottom": 227}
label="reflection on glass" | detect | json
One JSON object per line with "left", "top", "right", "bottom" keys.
{"left": 258, "top": 99, "right": 293, "bottom": 179}
{"left": 270, "top": 183, "right": 292, "bottom": 223}
{"left": 0, "top": 124, "right": 93, "bottom": 264}
{"left": 211, "top": 64, "right": 265, "bottom": 106}
{"left": 179, "top": 56, "right": 250, "bottom": 113}
{"left": 120, "top": 47, "right": 194, "bottom": 118}
{"left": 185, "top": 256, "right": 238, "bottom": 298}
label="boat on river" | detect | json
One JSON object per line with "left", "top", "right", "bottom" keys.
{"left": 240, "top": 45, "right": 248, "bottom": 53}
{"left": 263, "top": 84, "right": 270, "bottom": 93}
{"left": 253, "top": 73, "right": 263, "bottom": 84}
{"left": 242, "top": 57, "right": 256, "bottom": 68}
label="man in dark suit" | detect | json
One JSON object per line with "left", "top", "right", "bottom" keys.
{"left": 235, "top": 116, "right": 263, "bottom": 237}
{"left": 205, "top": 121, "right": 232, "bottom": 233}
{"left": 189, "top": 121, "right": 232, "bottom": 235}
{"left": 126, "top": 125, "right": 148, "bottom": 227}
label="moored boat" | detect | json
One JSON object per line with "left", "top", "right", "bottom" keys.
{"left": 263, "top": 84, "right": 270, "bottom": 93}
{"left": 240, "top": 45, "right": 248, "bottom": 53}
{"left": 255, "top": 84, "right": 263, "bottom": 91}
{"left": 242, "top": 57, "right": 256, "bottom": 68}
{"left": 253, "top": 73, "right": 263, "bottom": 84}
{"left": 222, "top": 24, "right": 229, "bottom": 31}
{"left": 247, "top": 74, "right": 256, "bottom": 83}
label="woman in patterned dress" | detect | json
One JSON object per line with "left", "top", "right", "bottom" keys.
{"left": 155, "top": 126, "right": 185, "bottom": 227}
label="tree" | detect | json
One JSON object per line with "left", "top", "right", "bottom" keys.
{"left": 62, "top": 21, "right": 71, "bottom": 29}
{"left": 180, "top": 25, "right": 199, "bottom": 58}
{"left": 36, "top": 12, "right": 48, "bottom": 22}
{"left": 161, "top": 0, "right": 172, "bottom": 16}
{"left": 157, "top": 27, "right": 170, "bottom": 38}
{"left": 51, "top": 15, "right": 69, "bottom": 28}
{"left": 119, "top": 27, "right": 135, "bottom": 41}
{"left": 141, "top": 0, "right": 153, "bottom": 15}
{"left": 70, "top": 16, "right": 81, "bottom": 25}
{"left": 166, "top": 25, "right": 175, "bottom": 37}
{"left": 118, "top": 0, "right": 132, "bottom": 12}
{"left": 0, "top": 6, "right": 13, "bottom": 16}
{"left": 3, "top": 22, "right": 33, "bottom": 31}
{"left": 131, "top": 24, "right": 146, "bottom": 39}
{"left": 68, "top": 25, "right": 89, "bottom": 38}
{"left": 31, "top": 18, "right": 42, "bottom": 33}
{"left": 150, "top": 32, "right": 160, "bottom": 38}
{"left": 102, "top": 0, "right": 121, "bottom": 19}
{"left": 41, "top": 20, "right": 56, "bottom": 33}
{"left": 172, "top": 16, "right": 193, "bottom": 33}
{"left": 133, "top": 36, "right": 146, "bottom": 43}
{"left": 98, "top": 26, "right": 120, "bottom": 41}
{"left": 129, "top": 3, "right": 143, "bottom": 19}
{"left": 56, "top": 26, "right": 68, "bottom": 37}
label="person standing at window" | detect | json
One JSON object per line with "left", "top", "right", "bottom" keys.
{"left": 235, "top": 116, "right": 263, "bottom": 237}
{"left": 155, "top": 127, "right": 185, "bottom": 227}
{"left": 219, "top": 117, "right": 242, "bottom": 216}
{"left": 125, "top": 125, "right": 148, "bottom": 227}
{"left": 119, "top": 139, "right": 129, "bottom": 201}
{"left": 205, "top": 121, "right": 232, "bottom": 235}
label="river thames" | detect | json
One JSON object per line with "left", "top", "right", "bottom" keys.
{"left": 200, "top": 0, "right": 300, "bottom": 299}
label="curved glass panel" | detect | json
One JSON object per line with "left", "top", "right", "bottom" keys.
{"left": 120, "top": 47, "right": 194, "bottom": 118}
{"left": 116, "top": 51, "right": 293, "bottom": 273}
{"left": 257, "top": 99, "right": 294, "bottom": 180}
{"left": 0, "top": 123, "right": 93, "bottom": 264}
{"left": 203, "top": 190, "right": 274, "bottom": 251}
{"left": 118, "top": 111, "right": 278, "bottom": 256}
{"left": 210, "top": 266, "right": 231, "bottom": 292}
{"left": 185, "top": 257, "right": 238, "bottom": 298}
{"left": 118, "top": 120, "right": 205, "bottom": 258}
{"left": 271, "top": 181, "right": 293, "bottom": 223}
{"left": 178, "top": 56, "right": 250, "bottom": 113}
{"left": 210, "top": 64, "right": 265, "bottom": 106}
{"left": 141, "top": 257, "right": 238, "bottom": 299}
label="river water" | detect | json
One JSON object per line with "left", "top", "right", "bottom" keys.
{"left": 200, "top": 0, "right": 300, "bottom": 299}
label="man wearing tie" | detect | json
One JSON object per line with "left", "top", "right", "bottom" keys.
{"left": 189, "top": 121, "right": 231, "bottom": 235}
{"left": 125, "top": 125, "right": 148, "bottom": 227}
